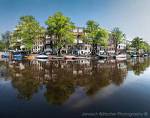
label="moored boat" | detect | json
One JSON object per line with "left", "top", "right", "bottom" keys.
{"left": 36, "top": 54, "right": 48, "bottom": 59}
{"left": 50, "top": 56, "right": 64, "bottom": 60}
{"left": 143, "top": 53, "right": 148, "bottom": 57}
{"left": 97, "top": 54, "right": 108, "bottom": 59}
{"left": 115, "top": 54, "right": 127, "bottom": 58}
{"left": 131, "top": 54, "right": 137, "bottom": 57}
{"left": 64, "top": 55, "right": 76, "bottom": 59}
{"left": 13, "top": 54, "right": 23, "bottom": 61}
{"left": 37, "top": 59, "right": 48, "bottom": 62}
{"left": 130, "top": 52, "right": 138, "bottom": 57}
{"left": 12, "top": 51, "right": 23, "bottom": 61}
{"left": 116, "top": 57, "right": 127, "bottom": 61}
{"left": 1, "top": 52, "right": 9, "bottom": 58}
{"left": 25, "top": 55, "right": 35, "bottom": 60}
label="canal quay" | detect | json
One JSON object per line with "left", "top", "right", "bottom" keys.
{"left": 0, "top": 57, "right": 150, "bottom": 118}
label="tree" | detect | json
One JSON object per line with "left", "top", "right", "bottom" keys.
{"left": 112, "top": 27, "right": 125, "bottom": 54}
{"left": 1, "top": 31, "right": 11, "bottom": 50}
{"left": 12, "top": 16, "right": 45, "bottom": 50}
{"left": 95, "top": 28, "right": 109, "bottom": 47}
{"left": 0, "top": 41, "right": 5, "bottom": 51}
{"left": 45, "top": 12, "right": 75, "bottom": 55}
{"left": 131, "top": 37, "right": 143, "bottom": 53}
{"left": 85, "top": 20, "right": 109, "bottom": 56}
{"left": 142, "top": 41, "right": 150, "bottom": 53}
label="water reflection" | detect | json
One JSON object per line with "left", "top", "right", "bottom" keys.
{"left": 127, "top": 57, "right": 150, "bottom": 75}
{"left": 0, "top": 57, "right": 150, "bottom": 105}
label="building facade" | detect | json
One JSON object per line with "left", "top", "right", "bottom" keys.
{"left": 31, "top": 27, "right": 127, "bottom": 55}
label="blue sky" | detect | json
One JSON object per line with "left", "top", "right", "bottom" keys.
{"left": 0, "top": 0, "right": 150, "bottom": 42}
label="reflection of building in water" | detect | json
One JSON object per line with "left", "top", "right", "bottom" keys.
{"left": 0, "top": 64, "right": 10, "bottom": 80}
{"left": 16, "top": 60, "right": 128, "bottom": 84}
{"left": 1, "top": 57, "right": 150, "bottom": 103}
{"left": 30, "top": 60, "right": 53, "bottom": 84}
{"left": 5, "top": 59, "right": 129, "bottom": 84}
{"left": 2, "top": 59, "right": 137, "bottom": 102}
{"left": 127, "top": 57, "right": 150, "bottom": 76}
{"left": 117, "top": 62, "right": 127, "bottom": 69}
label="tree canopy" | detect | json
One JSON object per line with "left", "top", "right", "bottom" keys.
{"left": 112, "top": 27, "right": 125, "bottom": 54}
{"left": 85, "top": 20, "right": 109, "bottom": 55}
{"left": 45, "top": 12, "right": 75, "bottom": 55}
{"left": 0, "top": 31, "right": 11, "bottom": 50}
{"left": 131, "top": 37, "right": 143, "bottom": 51}
{"left": 131, "top": 37, "right": 150, "bottom": 53}
{"left": 12, "top": 16, "right": 45, "bottom": 50}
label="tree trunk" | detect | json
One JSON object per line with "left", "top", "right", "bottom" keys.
{"left": 115, "top": 43, "right": 118, "bottom": 55}
{"left": 95, "top": 44, "right": 97, "bottom": 55}
{"left": 91, "top": 43, "right": 97, "bottom": 56}
{"left": 91, "top": 43, "right": 94, "bottom": 56}
{"left": 57, "top": 47, "right": 62, "bottom": 56}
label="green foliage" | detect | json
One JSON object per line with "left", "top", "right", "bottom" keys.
{"left": 95, "top": 28, "right": 109, "bottom": 47}
{"left": 86, "top": 20, "right": 99, "bottom": 33}
{"left": 141, "top": 41, "right": 150, "bottom": 53}
{"left": 131, "top": 37, "right": 150, "bottom": 54}
{"left": 85, "top": 20, "right": 109, "bottom": 55}
{"left": 126, "top": 43, "right": 131, "bottom": 50}
{"left": 45, "top": 12, "right": 75, "bottom": 54}
{"left": 130, "top": 58, "right": 150, "bottom": 75}
{"left": 0, "top": 41, "right": 5, "bottom": 51}
{"left": 131, "top": 37, "right": 143, "bottom": 52}
{"left": 12, "top": 16, "right": 45, "bottom": 50}
{"left": 112, "top": 27, "right": 125, "bottom": 54}
{"left": 0, "top": 31, "right": 11, "bottom": 50}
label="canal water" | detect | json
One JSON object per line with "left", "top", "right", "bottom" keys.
{"left": 0, "top": 57, "right": 150, "bottom": 118}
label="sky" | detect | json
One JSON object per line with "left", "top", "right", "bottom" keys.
{"left": 0, "top": 0, "right": 150, "bottom": 42}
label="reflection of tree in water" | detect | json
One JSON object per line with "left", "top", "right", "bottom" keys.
{"left": 84, "top": 60, "right": 111, "bottom": 96}
{"left": 44, "top": 60, "right": 127, "bottom": 98}
{"left": 44, "top": 80, "right": 75, "bottom": 105}
{"left": 0, "top": 61, "right": 10, "bottom": 80}
{"left": 84, "top": 60, "right": 127, "bottom": 95}
{"left": 44, "top": 61, "right": 75, "bottom": 105}
{"left": 8, "top": 61, "right": 40, "bottom": 100}
{"left": 4, "top": 59, "right": 128, "bottom": 104}
{"left": 111, "top": 61, "right": 127, "bottom": 86}
{"left": 128, "top": 57, "right": 150, "bottom": 76}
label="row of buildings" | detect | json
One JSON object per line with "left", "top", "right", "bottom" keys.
{"left": 12, "top": 27, "right": 127, "bottom": 56}
{"left": 33, "top": 27, "right": 127, "bottom": 56}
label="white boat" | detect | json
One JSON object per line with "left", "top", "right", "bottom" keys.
{"left": 116, "top": 57, "right": 127, "bottom": 61}
{"left": 97, "top": 54, "right": 108, "bottom": 59}
{"left": 144, "top": 54, "right": 148, "bottom": 56}
{"left": 79, "top": 60, "right": 90, "bottom": 64}
{"left": 37, "top": 59, "right": 48, "bottom": 62}
{"left": 131, "top": 54, "right": 137, "bottom": 57}
{"left": 130, "top": 52, "right": 138, "bottom": 57}
{"left": 99, "top": 55, "right": 108, "bottom": 59}
{"left": 73, "top": 56, "right": 87, "bottom": 59}
{"left": 36, "top": 54, "right": 48, "bottom": 59}
{"left": 64, "top": 55, "right": 76, "bottom": 59}
{"left": 98, "top": 60, "right": 105, "bottom": 64}
{"left": 115, "top": 54, "right": 127, "bottom": 58}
